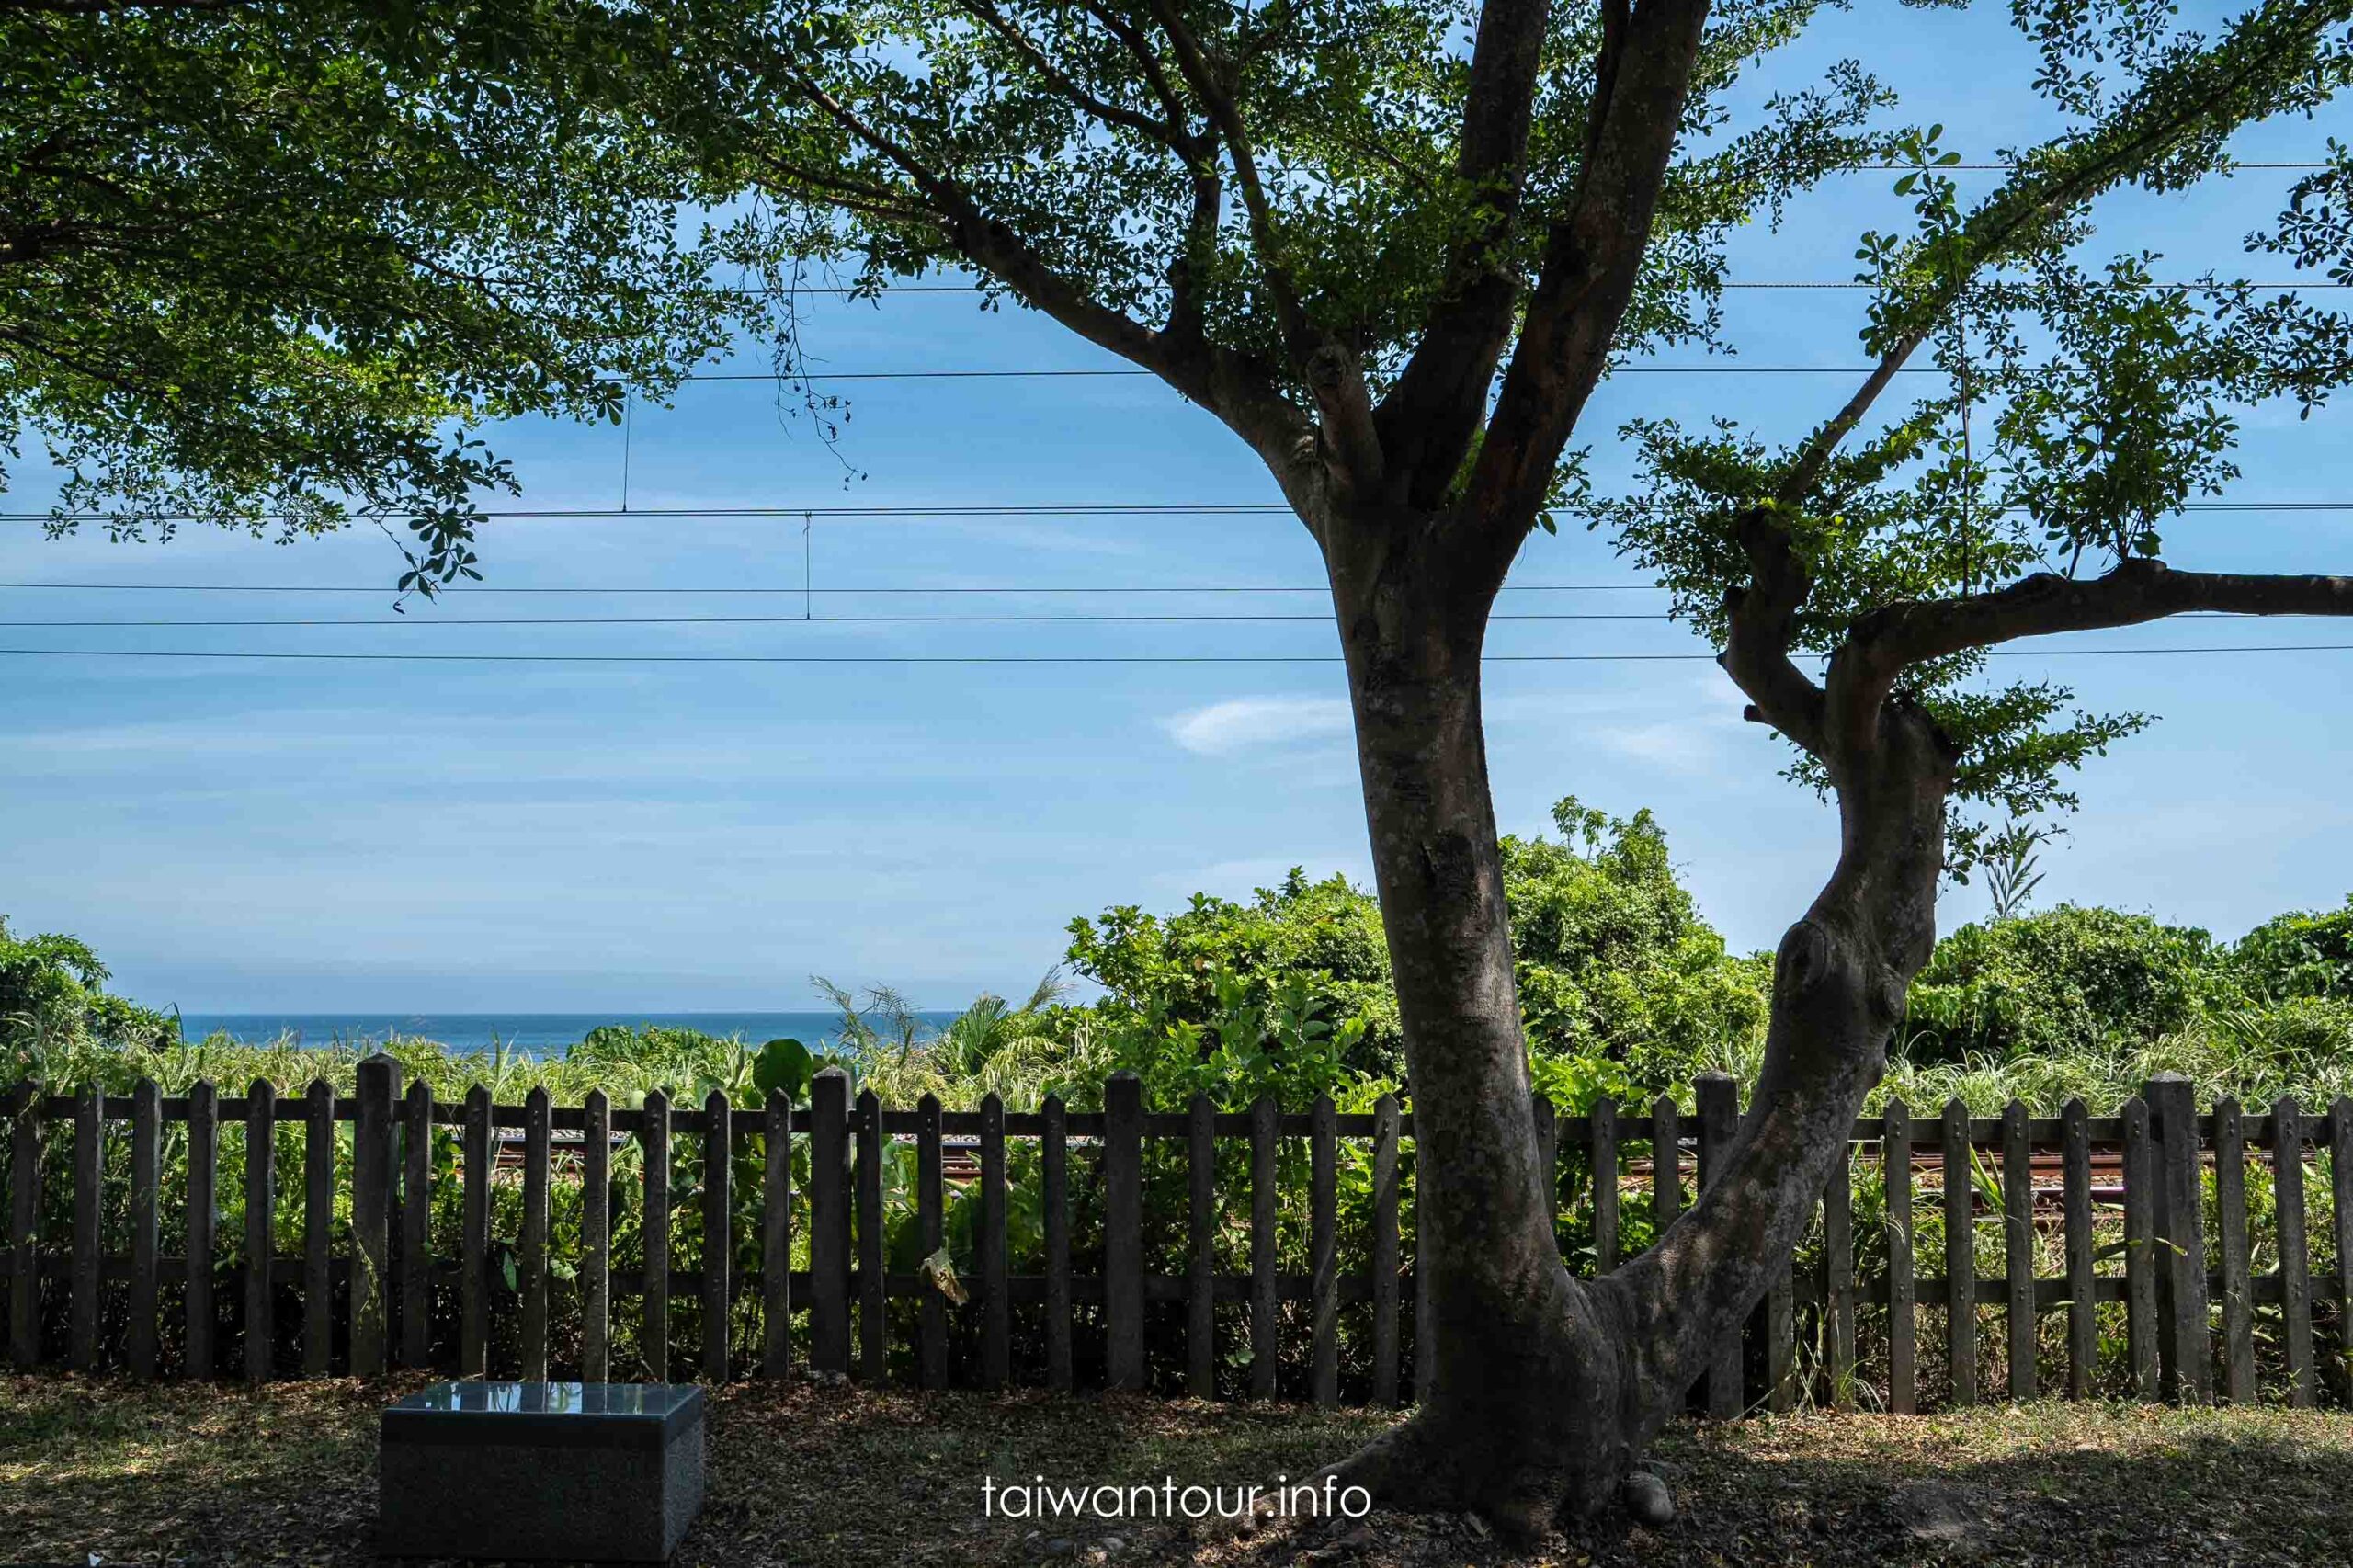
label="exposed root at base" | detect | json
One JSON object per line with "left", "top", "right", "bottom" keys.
{"left": 1197, "top": 1412, "right": 1640, "bottom": 1551}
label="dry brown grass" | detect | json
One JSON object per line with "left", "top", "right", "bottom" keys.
{"left": 5, "top": 1374, "right": 2350, "bottom": 1567}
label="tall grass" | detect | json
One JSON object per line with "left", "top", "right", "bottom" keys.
{"left": 1880, "top": 998, "right": 2353, "bottom": 1114}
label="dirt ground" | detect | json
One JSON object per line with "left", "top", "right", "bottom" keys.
{"left": 5, "top": 1372, "right": 2350, "bottom": 1567}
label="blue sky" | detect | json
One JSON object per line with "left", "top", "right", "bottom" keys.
{"left": 6, "top": 4, "right": 2353, "bottom": 1012}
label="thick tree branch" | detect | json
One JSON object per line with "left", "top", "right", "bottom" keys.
{"left": 766, "top": 62, "right": 1318, "bottom": 502}
{"left": 951, "top": 0, "right": 1190, "bottom": 148}
{"left": 1074, "top": 0, "right": 1195, "bottom": 133}
{"left": 749, "top": 152, "right": 933, "bottom": 224}
{"left": 1452, "top": 0, "right": 1714, "bottom": 591}
{"left": 1164, "top": 149, "right": 1222, "bottom": 344}
{"left": 1371, "top": 0, "right": 1563, "bottom": 506}
{"left": 1719, "top": 507, "right": 1828, "bottom": 756}
{"left": 1852, "top": 558, "right": 2353, "bottom": 678}
{"left": 1142, "top": 0, "right": 1299, "bottom": 345}
{"left": 1778, "top": 0, "right": 2353, "bottom": 509}
{"left": 1141, "top": 0, "right": 1381, "bottom": 494}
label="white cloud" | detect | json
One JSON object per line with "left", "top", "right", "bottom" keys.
{"left": 1596, "top": 720, "right": 1725, "bottom": 770}
{"left": 1581, "top": 670, "right": 1755, "bottom": 773}
{"left": 1164, "top": 696, "right": 1352, "bottom": 756}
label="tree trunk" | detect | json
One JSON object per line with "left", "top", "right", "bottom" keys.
{"left": 1324, "top": 534, "right": 1958, "bottom": 1539}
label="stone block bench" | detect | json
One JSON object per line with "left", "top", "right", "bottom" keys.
{"left": 379, "top": 1381, "right": 704, "bottom": 1562}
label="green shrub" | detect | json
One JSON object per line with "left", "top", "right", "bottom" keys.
{"left": 1060, "top": 797, "right": 1771, "bottom": 1114}
{"left": 1902, "top": 904, "right": 2217, "bottom": 1064}
{"left": 1506, "top": 797, "right": 1769, "bottom": 1105}
{"left": 1063, "top": 869, "right": 1400, "bottom": 1078}
{"left": 1, "top": 915, "right": 176, "bottom": 1080}
{"left": 2231, "top": 896, "right": 2353, "bottom": 1002}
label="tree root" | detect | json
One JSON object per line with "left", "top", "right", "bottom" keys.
{"left": 1199, "top": 1406, "right": 1638, "bottom": 1551}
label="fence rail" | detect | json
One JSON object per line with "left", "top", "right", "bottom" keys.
{"left": 5, "top": 1064, "right": 2350, "bottom": 1412}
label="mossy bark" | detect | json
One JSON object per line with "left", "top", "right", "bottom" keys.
{"left": 1324, "top": 534, "right": 1959, "bottom": 1539}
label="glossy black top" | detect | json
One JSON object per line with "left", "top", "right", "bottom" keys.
{"left": 392, "top": 1381, "right": 699, "bottom": 1418}
{"left": 382, "top": 1381, "right": 703, "bottom": 1449}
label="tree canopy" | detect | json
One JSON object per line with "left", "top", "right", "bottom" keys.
{"left": 1, "top": 1, "right": 742, "bottom": 592}
{"left": 16, "top": 0, "right": 2353, "bottom": 1528}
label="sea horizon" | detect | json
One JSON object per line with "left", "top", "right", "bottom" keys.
{"left": 176, "top": 1010, "right": 965, "bottom": 1059}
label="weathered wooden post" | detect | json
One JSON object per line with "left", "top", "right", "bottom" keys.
{"left": 2060, "top": 1097, "right": 2095, "bottom": 1399}
{"left": 1941, "top": 1098, "right": 1975, "bottom": 1408}
{"left": 70, "top": 1086, "right": 101, "bottom": 1372}
{"left": 1043, "top": 1094, "right": 1072, "bottom": 1392}
{"left": 1884, "top": 1098, "right": 1915, "bottom": 1414}
{"left": 806, "top": 1068, "right": 850, "bottom": 1375}
{"left": 521, "top": 1086, "right": 552, "bottom": 1382}
{"left": 759, "top": 1087, "right": 790, "bottom": 1379}
{"left": 1102, "top": 1072, "right": 1144, "bottom": 1392}
{"left": 2001, "top": 1100, "right": 2033, "bottom": 1402}
{"left": 1250, "top": 1092, "right": 1279, "bottom": 1400}
{"left": 1696, "top": 1073, "right": 1740, "bottom": 1417}
{"left": 245, "top": 1078, "right": 278, "bottom": 1382}
{"left": 187, "top": 1079, "right": 219, "bottom": 1378}
{"left": 1823, "top": 1134, "right": 1855, "bottom": 1409}
{"left": 1186, "top": 1093, "right": 1216, "bottom": 1398}
{"left": 2144, "top": 1074, "right": 2210, "bottom": 1403}
{"left": 352, "top": 1054, "right": 399, "bottom": 1377}
{"left": 302, "top": 1078, "right": 333, "bottom": 1377}
{"left": 2272, "top": 1095, "right": 2315, "bottom": 1406}
{"left": 1310, "top": 1094, "right": 1339, "bottom": 1408}
{"left": 979, "top": 1093, "right": 1009, "bottom": 1391}
{"left": 915, "top": 1093, "right": 947, "bottom": 1389}
{"left": 129, "top": 1080, "right": 161, "bottom": 1380}
{"left": 399, "top": 1079, "right": 433, "bottom": 1369}
{"left": 854, "top": 1086, "right": 884, "bottom": 1382}
{"left": 701, "top": 1089, "right": 731, "bottom": 1383}
{"left": 1371, "top": 1093, "right": 1402, "bottom": 1406}
{"left": 8, "top": 1082, "right": 44, "bottom": 1369}
{"left": 583, "top": 1088, "right": 612, "bottom": 1381}
{"left": 460, "top": 1084, "right": 493, "bottom": 1378}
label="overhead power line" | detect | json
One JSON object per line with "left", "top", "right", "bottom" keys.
{"left": 614, "top": 361, "right": 2353, "bottom": 384}
{"left": 6, "top": 642, "right": 2352, "bottom": 666}
{"left": 0, "top": 609, "right": 2279, "bottom": 630}
{"left": 1716, "top": 278, "right": 2348, "bottom": 290}
{"left": 768, "top": 277, "right": 2349, "bottom": 296}
{"left": 9, "top": 499, "right": 2353, "bottom": 527}
{"left": 0, "top": 611, "right": 1672, "bottom": 627}
{"left": 0, "top": 580, "right": 1660, "bottom": 595}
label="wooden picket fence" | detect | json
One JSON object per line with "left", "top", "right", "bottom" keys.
{"left": 4, "top": 1063, "right": 2351, "bottom": 1410}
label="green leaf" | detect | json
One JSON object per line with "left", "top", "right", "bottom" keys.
{"left": 753, "top": 1037, "right": 815, "bottom": 1107}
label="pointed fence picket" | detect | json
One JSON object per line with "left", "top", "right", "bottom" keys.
{"left": 4, "top": 1062, "right": 2351, "bottom": 1413}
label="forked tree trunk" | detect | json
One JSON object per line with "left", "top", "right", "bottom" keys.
{"left": 1325, "top": 539, "right": 1959, "bottom": 1539}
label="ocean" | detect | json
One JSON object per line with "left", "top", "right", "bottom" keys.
{"left": 174, "top": 1011, "right": 964, "bottom": 1059}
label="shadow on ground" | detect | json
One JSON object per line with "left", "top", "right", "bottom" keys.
{"left": 4, "top": 1374, "right": 2347, "bottom": 1567}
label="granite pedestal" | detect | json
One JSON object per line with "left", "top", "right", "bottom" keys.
{"left": 379, "top": 1381, "right": 704, "bottom": 1562}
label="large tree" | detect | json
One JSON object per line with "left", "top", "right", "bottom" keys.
{"left": 613, "top": 0, "right": 2353, "bottom": 1532}
{"left": 0, "top": 0, "right": 740, "bottom": 592}
{"left": 25, "top": 0, "right": 2353, "bottom": 1543}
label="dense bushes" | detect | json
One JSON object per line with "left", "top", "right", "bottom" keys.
{"left": 1062, "top": 796, "right": 1772, "bottom": 1114}
{"left": 1901, "top": 905, "right": 2219, "bottom": 1064}
{"left": 10, "top": 814, "right": 2353, "bottom": 1123}
{"left": 13, "top": 853, "right": 2353, "bottom": 1393}
{"left": 2231, "top": 896, "right": 2353, "bottom": 1001}
{"left": 1504, "top": 799, "right": 1769, "bottom": 1107}
{"left": 1063, "top": 869, "right": 1402, "bottom": 1081}
{"left": 1884, "top": 900, "right": 2353, "bottom": 1112}
{"left": 1, "top": 916, "right": 175, "bottom": 1080}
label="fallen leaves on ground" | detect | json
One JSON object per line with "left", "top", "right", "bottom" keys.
{"left": 3, "top": 1374, "right": 2347, "bottom": 1567}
